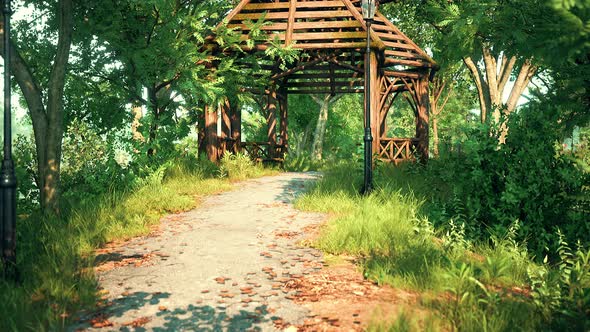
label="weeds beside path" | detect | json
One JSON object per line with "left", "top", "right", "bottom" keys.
{"left": 0, "top": 158, "right": 275, "bottom": 331}
{"left": 295, "top": 163, "right": 590, "bottom": 332}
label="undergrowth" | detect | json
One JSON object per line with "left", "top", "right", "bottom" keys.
{"left": 0, "top": 154, "right": 274, "bottom": 331}
{"left": 296, "top": 162, "right": 590, "bottom": 331}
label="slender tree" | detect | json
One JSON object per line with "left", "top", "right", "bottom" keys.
{"left": 1, "top": 0, "right": 74, "bottom": 213}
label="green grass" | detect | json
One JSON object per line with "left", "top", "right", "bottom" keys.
{"left": 0, "top": 155, "right": 276, "bottom": 331}
{"left": 295, "top": 162, "right": 584, "bottom": 331}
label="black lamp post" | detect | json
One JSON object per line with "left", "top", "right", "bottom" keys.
{"left": 361, "top": 0, "right": 376, "bottom": 195}
{"left": 1, "top": 0, "right": 17, "bottom": 280}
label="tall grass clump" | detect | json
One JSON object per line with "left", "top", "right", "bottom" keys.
{"left": 218, "top": 152, "right": 278, "bottom": 181}
{"left": 0, "top": 154, "right": 276, "bottom": 331}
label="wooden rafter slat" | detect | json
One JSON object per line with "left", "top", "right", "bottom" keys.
{"left": 285, "top": 0, "right": 297, "bottom": 46}
{"left": 243, "top": 3, "right": 291, "bottom": 10}
{"left": 285, "top": 81, "right": 363, "bottom": 88}
{"left": 296, "top": 1, "right": 347, "bottom": 8}
{"left": 220, "top": 0, "right": 252, "bottom": 28}
{"left": 271, "top": 54, "right": 338, "bottom": 80}
{"left": 385, "top": 50, "right": 421, "bottom": 58}
{"left": 235, "top": 10, "right": 355, "bottom": 21}
{"left": 234, "top": 12, "right": 291, "bottom": 20}
{"left": 329, "top": 59, "right": 364, "bottom": 73}
{"left": 294, "top": 10, "right": 355, "bottom": 19}
{"left": 341, "top": 0, "right": 385, "bottom": 50}
{"left": 287, "top": 88, "right": 364, "bottom": 94}
{"left": 296, "top": 42, "right": 366, "bottom": 49}
{"left": 293, "top": 31, "right": 366, "bottom": 41}
{"left": 290, "top": 73, "right": 362, "bottom": 79}
{"left": 384, "top": 58, "right": 428, "bottom": 67}
{"left": 376, "top": 32, "right": 410, "bottom": 42}
{"left": 228, "top": 23, "right": 288, "bottom": 31}
{"left": 293, "top": 20, "right": 362, "bottom": 30}
{"left": 375, "top": 12, "right": 436, "bottom": 66}
{"left": 384, "top": 70, "right": 422, "bottom": 79}
{"left": 382, "top": 41, "right": 415, "bottom": 50}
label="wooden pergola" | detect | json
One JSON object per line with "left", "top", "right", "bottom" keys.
{"left": 201, "top": 0, "right": 437, "bottom": 164}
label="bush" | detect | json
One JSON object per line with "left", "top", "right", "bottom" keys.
{"left": 423, "top": 103, "right": 589, "bottom": 257}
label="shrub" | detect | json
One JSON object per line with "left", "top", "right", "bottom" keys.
{"left": 423, "top": 103, "right": 589, "bottom": 257}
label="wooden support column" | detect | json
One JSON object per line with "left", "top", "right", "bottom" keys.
{"left": 221, "top": 98, "right": 232, "bottom": 140}
{"left": 220, "top": 98, "right": 232, "bottom": 156}
{"left": 365, "top": 51, "right": 380, "bottom": 154}
{"left": 279, "top": 89, "right": 289, "bottom": 149}
{"left": 230, "top": 102, "right": 242, "bottom": 153}
{"left": 266, "top": 87, "right": 278, "bottom": 158}
{"left": 198, "top": 105, "right": 206, "bottom": 156}
{"left": 415, "top": 76, "right": 430, "bottom": 162}
{"left": 204, "top": 104, "right": 219, "bottom": 162}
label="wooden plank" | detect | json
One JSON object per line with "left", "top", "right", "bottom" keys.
{"left": 296, "top": 1, "right": 347, "bottom": 8}
{"left": 375, "top": 32, "right": 407, "bottom": 42}
{"left": 376, "top": 12, "right": 436, "bottom": 66}
{"left": 294, "top": 10, "right": 353, "bottom": 19}
{"left": 240, "top": 33, "right": 286, "bottom": 41}
{"left": 383, "top": 41, "right": 415, "bottom": 50}
{"left": 293, "top": 31, "right": 365, "bottom": 41}
{"left": 293, "top": 20, "right": 361, "bottom": 30}
{"left": 384, "top": 57, "right": 429, "bottom": 67}
{"left": 296, "top": 42, "right": 366, "bottom": 49}
{"left": 287, "top": 88, "right": 363, "bottom": 94}
{"left": 244, "top": 3, "right": 290, "bottom": 10}
{"left": 220, "top": 0, "right": 252, "bottom": 27}
{"left": 384, "top": 50, "right": 420, "bottom": 58}
{"left": 228, "top": 23, "right": 288, "bottom": 31}
{"left": 384, "top": 70, "right": 422, "bottom": 79}
{"left": 285, "top": 81, "right": 363, "bottom": 88}
{"left": 290, "top": 73, "right": 363, "bottom": 79}
{"left": 285, "top": 0, "right": 297, "bottom": 45}
{"left": 234, "top": 12, "right": 290, "bottom": 20}
{"left": 341, "top": 0, "right": 385, "bottom": 50}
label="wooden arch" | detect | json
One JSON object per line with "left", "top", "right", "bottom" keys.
{"left": 201, "top": 0, "right": 437, "bottom": 164}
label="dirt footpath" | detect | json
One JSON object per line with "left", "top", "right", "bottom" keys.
{"left": 73, "top": 172, "right": 330, "bottom": 331}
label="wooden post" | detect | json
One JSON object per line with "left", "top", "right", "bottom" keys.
{"left": 221, "top": 98, "right": 232, "bottom": 140}
{"left": 266, "top": 87, "right": 278, "bottom": 158}
{"left": 198, "top": 105, "right": 206, "bottom": 156}
{"left": 415, "top": 76, "right": 430, "bottom": 162}
{"left": 369, "top": 51, "right": 380, "bottom": 154}
{"left": 230, "top": 102, "right": 242, "bottom": 153}
{"left": 279, "top": 89, "right": 288, "bottom": 150}
{"left": 220, "top": 98, "right": 232, "bottom": 155}
{"left": 204, "top": 104, "right": 219, "bottom": 162}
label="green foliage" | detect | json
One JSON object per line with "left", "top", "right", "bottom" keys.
{"left": 296, "top": 162, "right": 589, "bottom": 331}
{"left": 528, "top": 232, "right": 590, "bottom": 331}
{"left": 421, "top": 102, "right": 589, "bottom": 256}
{"left": 218, "top": 152, "right": 276, "bottom": 181}
{"left": 283, "top": 152, "right": 324, "bottom": 172}
{"left": 0, "top": 153, "right": 274, "bottom": 330}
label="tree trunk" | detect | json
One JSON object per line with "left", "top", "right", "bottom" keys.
{"left": 1, "top": 0, "right": 73, "bottom": 214}
{"left": 432, "top": 116, "right": 439, "bottom": 157}
{"left": 131, "top": 102, "right": 144, "bottom": 141}
{"left": 310, "top": 94, "right": 342, "bottom": 161}
{"left": 463, "top": 46, "right": 536, "bottom": 142}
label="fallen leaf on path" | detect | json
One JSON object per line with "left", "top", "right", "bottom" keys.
{"left": 122, "top": 317, "right": 151, "bottom": 327}
{"left": 90, "top": 314, "right": 113, "bottom": 328}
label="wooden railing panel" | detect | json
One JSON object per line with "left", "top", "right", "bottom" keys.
{"left": 377, "top": 138, "right": 420, "bottom": 164}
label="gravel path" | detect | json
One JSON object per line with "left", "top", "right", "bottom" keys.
{"left": 73, "top": 172, "right": 327, "bottom": 331}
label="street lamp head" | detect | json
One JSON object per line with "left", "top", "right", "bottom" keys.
{"left": 361, "top": 0, "right": 377, "bottom": 20}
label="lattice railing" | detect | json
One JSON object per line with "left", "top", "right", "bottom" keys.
{"left": 239, "top": 142, "right": 287, "bottom": 163}
{"left": 377, "top": 138, "right": 420, "bottom": 164}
